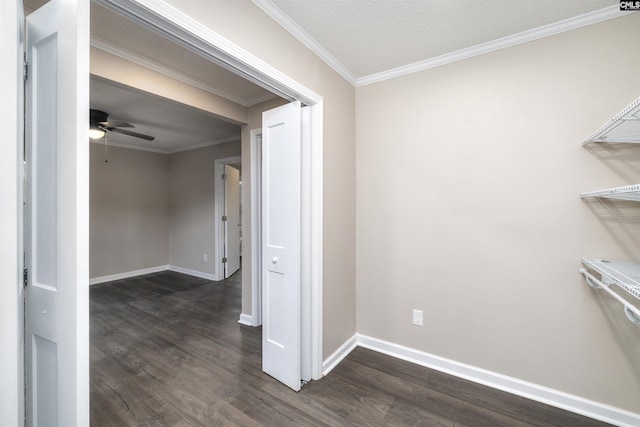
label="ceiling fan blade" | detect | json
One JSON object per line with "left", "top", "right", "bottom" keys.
{"left": 108, "top": 127, "right": 155, "bottom": 141}
{"left": 99, "top": 121, "right": 133, "bottom": 128}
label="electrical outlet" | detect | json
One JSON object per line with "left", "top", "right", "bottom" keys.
{"left": 412, "top": 309, "right": 423, "bottom": 327}
{"left": 203, "top": 254, "right": 208, "bottom": 262}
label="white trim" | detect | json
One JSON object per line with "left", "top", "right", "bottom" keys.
{"left": 249, "top": 129, "right": 262, "bottom": 327}
{"left": 247, "top": 2, "right": 630, "bottom": 88}
{"left": 322, "top": 334, "right": 357, "bottom": 376}
{"left": 214, "top": 156, "right": 242, "bottom": 282}
{"left": 309, "top": 100, "right": 323, "bottom": 380}
{"left": 356, "top": 334, "right": 640, "bottom": 427}
{"left": 89, "top": 139, "right": 167, "bottom": 154}
{"left": 89, "top": 136, "right": 241, "bottom": 155}
{"left": 238, "top": 313, "right": 253, "bottom": 326}
{"left": 91, "top": 36, "right": 277, "bottom": 107}
{"left": 95, "top": 0, "right": 322, "bottom": 105}
{"left": 165, "top": 136, "right": 240, "bottom": 154}
{"left": 89, "top": 264, "right": 222, "bottom": 286}
{"left": 357, "top": 6, "right": 631, "bottom": 86}
{"left": 0, "top": 1, "right": 23, "bottom": 425}
{"left": 168, "top": 265, "right": 217, "bottom": 281}
{"left": 89, "top": 265, "right": 170, "bottom": 285}
{"left": 250, "top": 0, "right": 357, "bottom": 86}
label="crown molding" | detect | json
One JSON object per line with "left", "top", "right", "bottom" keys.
{"left": 90, "top": 36, "right": 269, "bottom": 107}
{"left": 251, "top": 0, "right": 358, "bottom": 86}
{"left": 90, "top": 135, "right": 240, "bottom": 155}
{"left": 90, "top": 139, "right": 167, "bottom": 154}
{"left": 165, "top": 136, "right": 241, "bottom": 154}
{"left": 95, "top": 0, "right": 321, "bottom": 105}
{"left": 357, "top": 6, "right": 631, "bottom": 86}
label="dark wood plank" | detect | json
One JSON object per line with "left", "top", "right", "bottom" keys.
{"left": 90, "top": 271, "right": 612, "bottom": 426}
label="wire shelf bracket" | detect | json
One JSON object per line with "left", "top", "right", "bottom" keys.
{"left": 583, "top": 96, "right": 640, "bottom": 145}
{"left": 580, "top": 259, "right": 640, "bottom": 325}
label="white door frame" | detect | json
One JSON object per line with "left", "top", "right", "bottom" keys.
{"left": 214, "top": 155, "right": 242, "bottom": 281}
{"left": 94, "top": 0, "right": 325, "bottom": 380}
{"left": 249, "top": 129, "right": 263, "bottom": 327}
{"left": 0, "top": 1, "right": 25, "bottom": 425}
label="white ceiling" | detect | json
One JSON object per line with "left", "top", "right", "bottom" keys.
{"left": 90, "top": 76, "right": 241, "bottom": 153}
{"left": 255, "top": 0, "right": 618, "bottom": 83}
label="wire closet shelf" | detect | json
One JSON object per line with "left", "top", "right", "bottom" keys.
{"left": 580, "top": 96, "right": 640, "bottom": 325}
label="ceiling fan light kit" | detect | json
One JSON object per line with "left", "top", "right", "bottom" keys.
{"left": 89, "top": 109, "right": 155, "bottom": 141}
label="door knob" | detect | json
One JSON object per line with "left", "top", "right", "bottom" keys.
{"left": 272, "top": 257, "right": 278, "bottom": 264}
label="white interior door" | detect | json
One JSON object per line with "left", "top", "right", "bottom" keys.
{"left": 262, "top": 102, "right": 302, "bottom": 391}
{"left": 224, "top": 164, "right": 241, "bottom": 278}
{"left": 25, "top": 0, "right": 90, "bottom": 425}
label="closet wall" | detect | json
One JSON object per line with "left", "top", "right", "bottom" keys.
{"left": 356, "top": 13, "right": 640, "bottom": 413}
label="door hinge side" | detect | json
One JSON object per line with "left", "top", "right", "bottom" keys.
{"left": 222, "top": 257, "right": 228, "bottom": 263}
{"left": 222, "top": 215, "right": 227, "bottom": 221}
{"left": 23, "top": 268, "right": 28, "bottom": 287}
{"left": 23, "top": 61, "right": 28, "bottom": 81}
{"left": 222, "top": 174, "right": 227, "bottom": 180}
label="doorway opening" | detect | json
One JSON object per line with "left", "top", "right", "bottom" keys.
{"left": 214, "top": 157, "right": 242, "bottom": 281}
{"left": 9, "top": 0, "right": 325, "bottom": 422}
{"left": 89, "top": 0, "right": 323, "bottom": 382}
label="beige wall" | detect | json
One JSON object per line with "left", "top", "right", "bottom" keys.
{"left": 163, "top": 0, "right": 357, "bottom": 358}
{"left": 168, "top": 141, "right": 241, "bottom": 275}
{"left": 90, "top": 144, "right": 169, "bottom": 278}
{"left": 356, "top": 13, "right": 640, "bottom": 413}
{"left": 90, "top": 141, "right": 241, "bottom": 279}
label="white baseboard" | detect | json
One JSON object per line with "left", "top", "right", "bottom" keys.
{"left": 168, "top": 265, "right": 218, "bottom": 281}
{"left": 355, "top": 334, "right": 640, "bottom": 427}
{"left": 238, "top": 313, "right": 253, "bottom": 326}
{"left": 89, "top": 265, "right": 170, "bottom": 285}
{"left": 90, "top": 264, "right": 220, "bottom": 285}
{"left": 322, "top": 334, "right": 640, "bottom": 426}
{"left": 322, "top": 333, "right": 358, "bottom": 376}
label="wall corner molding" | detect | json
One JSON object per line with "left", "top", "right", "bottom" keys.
{"left": 356, "top": 6, "right": 631, "bottom": 86}
{"left": 238, "top": 313, "right": 254, "bottom": 326}
{"left": 250, "top": 0, "right": 357, "bottom": 86}
{"left": 321, "top": 333, "right": 357, "bottom": 376}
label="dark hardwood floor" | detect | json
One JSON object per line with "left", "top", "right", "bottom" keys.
{"left": 90, "top": 271, "right": 610, "bottom": 426}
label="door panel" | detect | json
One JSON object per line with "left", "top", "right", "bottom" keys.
{"left": 262, "top": 102, "right": 302, "bottom": 391}
{"left": 25, "top": 0, "right": 89, "bottom": 425}
{"left": 224, "top": 165, "right": 241, "bottom": 278}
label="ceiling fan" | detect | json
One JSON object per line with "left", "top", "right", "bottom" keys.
{"left": 89, "top": 109, "right": 155, "bottom": 141}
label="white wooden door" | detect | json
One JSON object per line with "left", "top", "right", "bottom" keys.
{"left": 25, "top": 0, "right": 90, "bottom": 425}
{"left": 261, "top": 102, "right": 302, "bottom": 391}
{"left": 224, "top": 165, "right": 241, "bottom": 278}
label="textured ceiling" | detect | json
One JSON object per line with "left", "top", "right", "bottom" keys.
{"left": 266, "top": 0, "right": 617, "bottom": 78}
